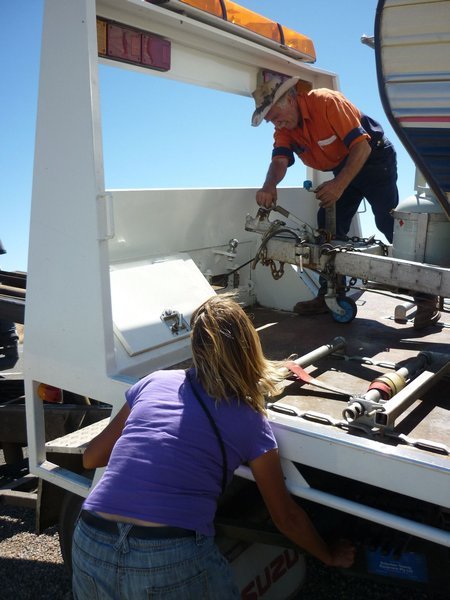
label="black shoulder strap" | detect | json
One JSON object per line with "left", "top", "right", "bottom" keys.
{"left": 186, "top": 371, "right": 228, "bottom": 495}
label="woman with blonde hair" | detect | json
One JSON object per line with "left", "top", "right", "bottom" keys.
{"left": 72, "top": 295, "right": 354, "bottom": 599}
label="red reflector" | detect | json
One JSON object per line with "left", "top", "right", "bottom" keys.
{"left": 96, "top": 18, "right": 171, "bottom": 72}
{"left": 108, "top": 24, "right": 142, "bottom": 63}
{"left": 142, "top": 34, "right": 171, "bottom": 70}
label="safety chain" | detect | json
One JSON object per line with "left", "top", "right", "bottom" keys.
{"left": 317, "top": 235, "right": 389, "bottom": 293}
{"left": 330, "top": 353, "right": 399, "bottom": 370}
{"left": 269, "top": 259, "right": 285, "bottom": 280}
{"left": 268, "top": 403, "right": 449, "bottom": 456}
{"left": 320, "top": 235, "right": 389, "bottom": 257}
{"left": 259, "top": 246, "right": 285, "bottom": 280}
{"left": 384, "top": 430, "right": 450, "bottom": 456}
{"left": 347, "top": 235, "right": 389, "bottom": 256}
{"left": 253, "top": 219, "right": 297, "bottom": 280}
{"left": 253, "top": 220, "right": 388, "bottom": 282}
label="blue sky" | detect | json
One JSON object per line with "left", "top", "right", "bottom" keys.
{"left": 1, "top": 0, "right": 416, "bottom": 272}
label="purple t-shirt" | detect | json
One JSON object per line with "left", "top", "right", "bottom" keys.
{"left": 83, "top": 369, "right": 277, "bottom": 535}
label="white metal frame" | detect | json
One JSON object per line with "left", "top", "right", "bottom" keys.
{"left": 25, "top": 0, "right": 450, "bottom": 549}
{"left": 25, "top": 0, "right": 337, "bottom": 497}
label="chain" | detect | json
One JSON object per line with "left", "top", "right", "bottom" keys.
{"left": 331, "top": 353, "right": 399, "bottom": 370}
{"left": 259, "top": 246, "right": 285, "bottom": 279}
{"left": 269, "top": 404, "right": 449, "bottom": 456}
{"left": 304, "top": 412, "right": 449, "bottom": 455}
{"left": 269, "top": 260, "right": 285, "bottom": 280}
{"left": 374, "top": 238, "right": 390, "bottom": 256}
{"left": 254, "top": 221, "right": 388, "bottom": 282}
{"left": 253, "top": 221, "right": 293, "bottom": 280}
{"left": 320, "top": 235, "right": 389, "bottom": 257}
{"left": 318, "top": 235, "right": 389, "bottom": 292}
{"left": 384, "top": 430, "right": 449, "bottom": 456}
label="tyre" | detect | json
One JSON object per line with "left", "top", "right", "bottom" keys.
{"left": 58, "top": 490, "right": 84, "bottom": 575}
{"left": 331, "top": 297, "right": 357, "bottom": 324}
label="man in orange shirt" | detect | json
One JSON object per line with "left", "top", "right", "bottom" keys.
{"left": 251, "top": 75, "right": 440, "bottom": 330}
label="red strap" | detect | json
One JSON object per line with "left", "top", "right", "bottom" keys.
{"left": 367, "top": 380, "right": 392, "bottom": 400}
{"left": 285, "top": 361, "right": 349, "bottom": 396}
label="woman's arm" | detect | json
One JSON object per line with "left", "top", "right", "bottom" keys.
{"left": 82, "top": 403, "right": 131, "bottom": 469}
{"left": 249, "top": 448, "right": 355, "bottom": 567}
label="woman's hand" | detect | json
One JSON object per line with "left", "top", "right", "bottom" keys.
{"left": 327, "top": 539, "right": 356, "bottom": 568}
{"left": 249, "top": 449, "right": 356, "bottom": 567}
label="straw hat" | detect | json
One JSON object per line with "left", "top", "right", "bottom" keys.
{"left": 251, "top": 74, "right": 299, "bottom": 127}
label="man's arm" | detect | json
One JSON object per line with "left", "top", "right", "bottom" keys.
{"left": 315, "top": 139, "right": 371, "bottom": 208}
{"left": 249, "top": 448, "right": 355, "bottom": 567}
{"left": 256, "top": 156, "right": 289, "bottom": 208}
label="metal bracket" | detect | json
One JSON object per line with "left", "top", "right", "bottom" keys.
{"left": 96, "top": 192, "right": 115, "bottom": 240}
{"left": 160, "top": 309, "right": 190, "bottom": 336}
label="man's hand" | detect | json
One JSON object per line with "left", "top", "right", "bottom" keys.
{"left": 315, "top": 139, "right": 372, "bottom": 209}
{"left": 315, "top": 179, "right": 345, "bottom": 208}
{"left": 256, "top": 186, "right": 277, "bottom": 209}
{"left": 256, "top": 157, "right": 288, "bottom": 208}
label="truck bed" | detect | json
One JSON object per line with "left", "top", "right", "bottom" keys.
{"left": 253, "top": 289, "right": 449, "bottom": 459}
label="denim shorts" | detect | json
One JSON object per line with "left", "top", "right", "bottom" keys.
{"left": 72, "top": 516, "right": 240, "bottom": 599}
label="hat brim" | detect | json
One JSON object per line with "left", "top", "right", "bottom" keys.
{"left": 251, "top": 77, "right": 299, "bottom": 127}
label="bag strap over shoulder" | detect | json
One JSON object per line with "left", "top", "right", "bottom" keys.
{"left": 186, "top": 370, "right": 228, "bottom": 495}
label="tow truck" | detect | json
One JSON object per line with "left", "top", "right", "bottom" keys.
{"left": 4, "top": 0, "right": 450, "bottom": 596}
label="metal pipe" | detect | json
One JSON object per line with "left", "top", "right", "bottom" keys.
{"left": 235, "top": 465, "right": 450, "bottom": 548}
{"left": 343, "top": 353, "right": 429, "bottom": 423}
{"left": 375, "top": 361, "right": 450, "bottom": 427}
{"left": 342, "top": 402, "right": 364, "bottom": 422}
{"left": 394, "top": 301, "right": 415, "bottom": 322}
{"left": 0, "top": 284, "right": 26, "bottom": 298}
{"left": 293, "top": 337, "right": 346, "bottom": 368}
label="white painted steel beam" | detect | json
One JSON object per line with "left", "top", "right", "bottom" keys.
{"left": 235, "top": 465, "right": 450, "bottom": 548}
{"left": 268, "top": 416, "right": 450, "bottom": 509}
{"left": 334, "top": 252, "right": 450, "bottom": 297}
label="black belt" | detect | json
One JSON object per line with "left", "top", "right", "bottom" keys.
{"left": 80, "top": 510, "right": 195, "bottom": 539}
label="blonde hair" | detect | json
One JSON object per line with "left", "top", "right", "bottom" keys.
{"left": 190, "top": 295, "right": 287, "bottom": 413}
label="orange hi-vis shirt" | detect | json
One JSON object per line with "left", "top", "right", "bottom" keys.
{"left": 272, "top": 87, "right": 382, "bottom": 172}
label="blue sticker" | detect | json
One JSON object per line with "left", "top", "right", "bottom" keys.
{"left": 365, "top": 549, "right": 428, "bottom": 583}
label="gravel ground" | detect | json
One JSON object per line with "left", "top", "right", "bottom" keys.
{"left": 0, "top": 503, "right": 446, "bottom": 600}
{"left": 0, "top": 505, "right": 71, "bottom": 600}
